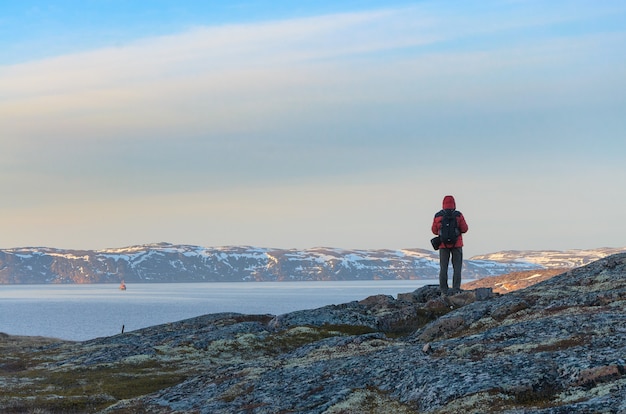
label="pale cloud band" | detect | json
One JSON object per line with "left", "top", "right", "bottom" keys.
{"left": 1, "top": 1, "right": 625, "bottom": 252}
{"left": 3, "top": 4, "right": 623, "bottom": 146}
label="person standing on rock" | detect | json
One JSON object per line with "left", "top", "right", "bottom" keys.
{"left": 432, "top": 195, "right": 469, "bottom": 295}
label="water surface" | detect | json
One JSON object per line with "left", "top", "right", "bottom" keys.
{"left": 0, "top": 281, "right": 442, "bottom": 341}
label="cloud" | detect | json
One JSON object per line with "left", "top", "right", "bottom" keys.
{"left": 3, "top": 3, "right": 623, "bottom": 148}
{"left": 0, "top": 7, "right": 442, "bottom": 171}
{"left": 0, "top": 8, "right": 434, "bottom": 97}
{"left": 0, "top": 6, "right": 625, "bottom": 253}
{"left": 1, "top": 2, "right": 625, "bottom": 217}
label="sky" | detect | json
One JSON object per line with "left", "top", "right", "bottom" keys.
{"left": 1, "top": 0, "right": 625, "bottom": 257}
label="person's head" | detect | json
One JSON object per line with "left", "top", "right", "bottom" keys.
{"left": 442, "top": 195, "right": 456, "bottom": 210}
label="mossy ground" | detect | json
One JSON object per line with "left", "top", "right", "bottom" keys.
{"left": 0, "top": 335, "right": 189, "bottom": 413}
{"left": 0, "top": 323, "right": 363, "bottom": 413}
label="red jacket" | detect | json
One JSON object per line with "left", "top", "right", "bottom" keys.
{"left": 431, "top": 195, "right": 469, "bottom": 248}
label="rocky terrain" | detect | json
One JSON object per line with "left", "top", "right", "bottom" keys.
{"left": 1, "top": 253, "right": 625, "bottom": 413}
{"left": 2, "top": 243, "right": 623, "bottom": 284}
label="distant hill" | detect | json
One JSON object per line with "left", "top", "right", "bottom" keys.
{"left": 462, "top": 268, "right": 568, "bottom": 294}
{"left": 469, "top": 247, "right": 626, "bottom": 268}
{"left": 0, "top": 243, "right": 623, "bottom": 284}
{"left": 462, "top": 248, "right": 626, "bottom": 292}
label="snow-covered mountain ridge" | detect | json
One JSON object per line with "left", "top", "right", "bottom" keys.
{"left": 0, "top": 243, "right": 623, "bottom": 284}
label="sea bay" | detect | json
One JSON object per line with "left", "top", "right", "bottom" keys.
{"left": 0, "top": 280, "right": 443, "bottom": 341}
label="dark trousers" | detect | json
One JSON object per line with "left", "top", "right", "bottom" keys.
{"left": 439, "top": 247, "right": 463, "bottom": 293}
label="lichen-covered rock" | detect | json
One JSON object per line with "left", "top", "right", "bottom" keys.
{"left": 2, "top": 254, "right": 626, "bottom": 414}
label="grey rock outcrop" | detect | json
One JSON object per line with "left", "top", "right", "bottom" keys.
{"left": 2, "top": 254, "right": 625, "bottom": 413}
{"left": 111, "top": 253, "right": 626, "bottom": 413}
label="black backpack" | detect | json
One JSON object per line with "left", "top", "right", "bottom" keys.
{"left": 439, "top": 209, "right": 460, "bottom": 247}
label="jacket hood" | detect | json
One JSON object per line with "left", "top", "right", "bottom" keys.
{"left": 442, "top": 195, "right": 456, "bottom": 210}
